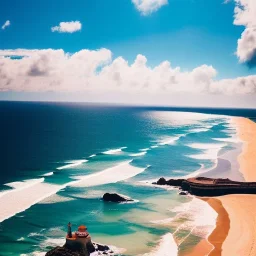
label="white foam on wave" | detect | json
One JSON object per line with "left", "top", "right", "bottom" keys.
{"left": 0, "top": 178, "right": 45, "bottom": 199}
{"left": 40, "top": 237, "right": 66, "bottom": 249}
{"left": 141, "top": 148, "right": 150, "bottom": 151}
{"left": 129, "top": 152, "right": 147, "bottom": 157}
{"left": 186, "top": 148, "right": 220, "bottom": 160}
{"left": 190, "top": 128, "right": 210, "bottom": 133}
{"left": 0, "top": 179, "right": 61, "bottom": 222}
{"left": 223, "top": 121, "right": 237, "bottom": 129}
{"left": 170, "top": 197, "right": 217, "bottom": 237}
{"left": 213, "top": 136, "right": 241, "bottom": 143}
{"left": 151, "top": 198, "right": 217, "bottom": 250}
{"left": 89, "top": 154, "right": 96, "bottom": 158}
{"left": 103, "top": 147, "right": 127, "bottom": 155}
{"left": 42, "top": 172, "right": 54, "bottom": 177}
{"left": 143, "top": 233, "right": 178, "bottom": 256}
{"left": 151, "top": 145, "right": 159, "bottom": 149}
{"left": 4, "top": 178, "right": 44, "bottom": 190}
{"left": 158, "top": 135, "right": 182, "bottom": 146}
{"left": 187, "top": 142, "right": 227, "bottom": 150}
{"left": 0, "top": 161, "right": 146, "bottom": 222}
{"left": 57, "top": 160, "right": 88, "bottom": 170}
{"left": 71, "top": 161, "right": 146, "bottom": 188}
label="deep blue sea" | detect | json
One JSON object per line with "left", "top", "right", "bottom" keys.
{"left": 0, "top": 102, "right": 256, "bottom": 256}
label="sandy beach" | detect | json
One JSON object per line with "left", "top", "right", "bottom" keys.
{"left": 233, "top": 117, "right": 256, "bottom": 182}
{"left": 207, "top": 117, "right": 256, "bottom": 256}
{"left": 183, "top": 117, "right": 256, "bottom": 256}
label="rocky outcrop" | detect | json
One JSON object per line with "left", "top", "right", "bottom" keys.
{"left": 154, "top": 177, "right": 185, "bottom": 187}
{"left": 45, "top": 246, "right": 85, "bottom": 256}
{"left": 102, "top": 193, "right": 133, "bottom": 203}
{"left": 46, "top": 242, "right": 114, "bottom": 256}
{"left": 153, "top": 177, "right": 256, "bottom": 197}
{"left": 179, "top": 191, "right": 188, "bottom": 195}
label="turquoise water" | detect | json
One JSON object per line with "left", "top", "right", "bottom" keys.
{"left": 0, "top": 102, "right": 250, "bottom": 256}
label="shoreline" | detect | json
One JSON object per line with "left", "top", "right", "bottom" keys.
{"left": 182, "top": 116, "right": 256, "bottom": 256}
{"left": 182, "top": 198, "right": 229, "bottom": 256}
{"left": 233, "top": 117, "right": 256, "bottom": 182}
{"left": 206, "top": 117, "right": 256, "bottom": 256}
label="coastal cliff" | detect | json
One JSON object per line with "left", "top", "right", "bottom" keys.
{"left": 155, "top": 177, "right": 256, "bottom": 196}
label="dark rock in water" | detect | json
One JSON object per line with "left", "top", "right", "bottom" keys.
{"left": 45, "top": 246, "right": 85, "bottom": 256}
{"left": 97, "top": 244, "right": 110, "bottom": 251}
{"left": 179, "top": 191, "right": 188, "bottom": 195}
{"left": 102, "top": 193, "right": 133, "bottom": 203}
{"left": 93, "top": 243, "right": 110, "bottom": 251}
{"left": 155, "top": 177, "right": 167, "bottom": 185}
{"left": 155, "top": 178, "right": 185, "bottom": 187}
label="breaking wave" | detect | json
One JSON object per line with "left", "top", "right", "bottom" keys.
{"left": 142, "top": 233, "right": 178, "bottom": 256}
{"left": 57, "top": 160, "right": 88, "bottom": 170}
{"left": 42, "top": 172, "right": 54, "bottom": 177}
{"left": 129, "top": 152, "right": 147, "bottom": 157}
{"left": 0, "top": 160, "right": 148, "bottom": 222}
{"left": 0, "top": 179, "right": 61, "bottom": 222}
{"left": 103, "top": 147, "right": 127, "bottom": 155}
{"left": 158, "top": 135, "right": 183, "bottom": 146}
{"left": 70, "top": 161, "right": 147, "bottom": 188}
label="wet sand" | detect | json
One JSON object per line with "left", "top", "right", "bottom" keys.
{"left": 182, "top": 198, "right": 229, "bottom": 256}
{"left": 183, "top": 117, "right": 256, "bottom": 256}
{"left": 207, "top": 117, "right": 256, "bottom": 256}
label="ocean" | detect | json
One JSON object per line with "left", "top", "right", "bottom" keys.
{"left": 0, "top": 101, "right": 256, "bottom": 256}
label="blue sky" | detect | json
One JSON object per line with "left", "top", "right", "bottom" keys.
{"left": 0, "top": 0, "right": 256, "bottom": 107}
{"left": 0, "top": 0, "right": 252, "bottom": 78}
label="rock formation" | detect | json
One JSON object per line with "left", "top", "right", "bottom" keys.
{"left": 46, "top": 242, "right": 114, "bottom": 256}
{"left": 154, "top": 177, "right": 185, "bottom": 187}
{"left": 154, "top": 177, "right": 256, "bottom": 197}
{"left": 46, "top": 246, "right": 84, "bottom": 256}
{"left": 102, "top": 193, "right": 133, "bottom": 203}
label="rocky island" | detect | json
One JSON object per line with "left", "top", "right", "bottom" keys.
{"left": 45, "top": 224, "right": 117, "bottom": 256}
{"left": 154, "top": 177, "right": 256, "bottom": 196}
{"left": 102, "top": 193, "right": 134, "bottom": 203}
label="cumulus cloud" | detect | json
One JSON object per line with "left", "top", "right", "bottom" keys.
{"left": 231, "top": 0, "right": 256, "bottom": 63}
{"left": 0, "top": 48, "right": 255, "bottom": 98}
{"left": 237, "top": 27, "right": 256, "bottom": 63}
{"left": 51, "top": 21, "right": 82, "bottom": 33}
{"left": 1, "top": 20, "right": 10, "bottom": 30}
{"left": 132, "top": 0, "right": 168, "bottom": 15}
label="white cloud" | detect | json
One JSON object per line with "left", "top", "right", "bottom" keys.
{"left": 237, "top": 27, "right": 256, "bottom": 62}
{"left": 51, "top": 21, "right": 82, "bottom": 33}
{"left": 0, "top": 48, "right": 255, "bottom": 102}
{"left": 132, "top": 0, "right": 168, "bottom": 15}
{"left": 1, "top": 20, "right": 10, "bottom": 30}
{"left": 231, "top": 0, "right": 256, "bottom": 63}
